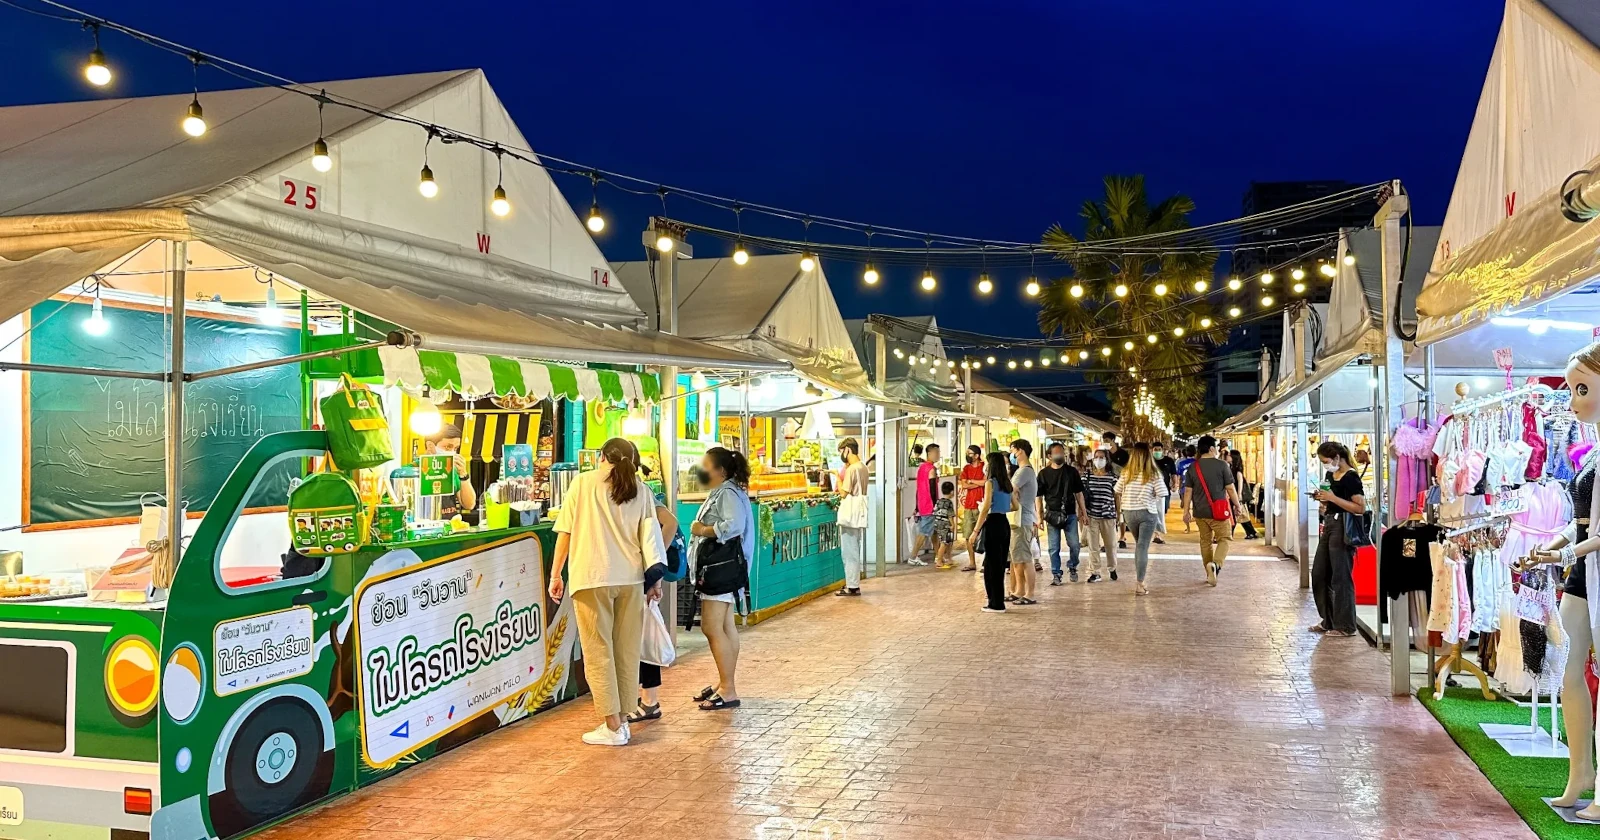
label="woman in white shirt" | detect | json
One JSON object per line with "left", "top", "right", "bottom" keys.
{"left": 1118, "top": 442, "right": 1163, "bottom": 596}
{"left": 689, "top": 447, "right": 755, "bottom": 711}
{"left": 550, "top": 438, "right": 669, "bottom": 746}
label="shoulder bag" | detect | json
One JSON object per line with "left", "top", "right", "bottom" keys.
{"left": 1195, "top": 464, "right": 1232, "bottom": 520}
{"left": 694, "top": 488, "right": 749, "bottom": 596}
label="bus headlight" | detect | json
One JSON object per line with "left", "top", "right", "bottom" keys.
{"left": 162, "top": 644, "right": 204, "bottom": 724}
{"left": 105, "top": 636, "right": 159, "bottom": 718}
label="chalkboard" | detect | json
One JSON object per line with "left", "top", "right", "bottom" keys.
{"left": 26, "top": 301, "right": 304, "bottom": 525}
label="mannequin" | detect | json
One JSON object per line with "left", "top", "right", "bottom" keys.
{"left": 1525, "top": 342, "right": 1600, "bottom": 814}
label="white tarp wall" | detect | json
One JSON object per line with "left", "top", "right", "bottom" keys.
{"left": 1417, "top": 0, "right": 1600, "bottom": 344}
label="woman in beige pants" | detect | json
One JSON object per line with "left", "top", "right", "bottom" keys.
{"left": 550, "top": 438, "right": 669, "bottom": 746}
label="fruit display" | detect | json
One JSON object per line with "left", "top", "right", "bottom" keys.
{"left": 779, "top": 439, "right": 824, "bottom": 465}
{"left": 749, "top": 471, "right": 808, "bottom": 495}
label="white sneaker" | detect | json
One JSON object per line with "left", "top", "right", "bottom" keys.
{"left": 907, "top": 558, "right": 928, "bottom": 566}
{"left": 582, "top": 722, "right": 630, "bottom": 746}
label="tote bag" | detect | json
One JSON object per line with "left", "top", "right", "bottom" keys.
{"left": 320, "top": 374, "right": 393, "bottom": 470}
{"left": 838, "top": 494, "right": 869, "bottom": 529}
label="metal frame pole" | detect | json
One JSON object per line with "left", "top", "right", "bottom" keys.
{"left": 166, "top": 240, "right": 187, "bottom": 574}
{"left": 1374, "top": 183, "right": 1414, "bottom": 696}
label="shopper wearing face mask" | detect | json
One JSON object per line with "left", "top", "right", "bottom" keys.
{"left": 834, "top": 438, "right": 868, "bottom": 597}
{"left": 1181, "top": 435, "right": 1242, "bottom": 587}
{"left": 1151, "top": 442, "right": 1177, "bottom": 545}
{"left": 1081, "top": 449, "right": 1120, "bottom": 582}
{"left": 1037, "top": 441, "right": 1087, "bottom": 585}
{"left": 957, "top": 444, "right": 986, "bottom": 571}
{"left": 1309, "top": 441, "right": 1365, "bottom": 637}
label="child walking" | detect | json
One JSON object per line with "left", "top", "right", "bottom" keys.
{"left": 932, "top": 480, "right": 958, "bottom": 569}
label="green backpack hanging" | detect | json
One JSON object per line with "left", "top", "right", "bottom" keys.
{"left": 321, "top": 374, "right": 393, "bottom": 470}
{"left": 289, "top": 471, "right": 368, "bottom": 556}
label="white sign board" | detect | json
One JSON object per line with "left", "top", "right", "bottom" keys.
{"left": 213, "top": 607, "right": 315, "bottom": 697}
{"left": 355, "top": 537, "right": 545, "bottom": 766}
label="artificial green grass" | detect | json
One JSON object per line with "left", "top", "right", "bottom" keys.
{"left": 1418, "top": 686, "right": 1596, "bottom": 839}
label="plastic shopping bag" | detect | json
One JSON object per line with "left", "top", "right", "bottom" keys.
{"left": 641, "top": 600, "right": 676, "bottom": 667}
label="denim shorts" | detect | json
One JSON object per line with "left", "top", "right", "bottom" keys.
{"left": 916, "top": 515, "right": 936, "bottom": 536}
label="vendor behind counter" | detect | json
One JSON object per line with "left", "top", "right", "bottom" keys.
{"left": 424, "top": 422, "right": 481, "bottom": 521}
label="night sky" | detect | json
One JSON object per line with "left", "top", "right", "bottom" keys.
{"left": 0, "top": 0, "right": 1504, "bottom": 391}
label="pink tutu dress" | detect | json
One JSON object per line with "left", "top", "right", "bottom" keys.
{"left": 1499, "top": 481, "right": 1572, "bottom": 568}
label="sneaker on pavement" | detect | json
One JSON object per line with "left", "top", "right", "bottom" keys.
{"left": 1110, "top": 569, "right": 1119, "bottom": 581}
{"left": 981, "top": 606, "right": 1006, "bottom": 613}
{"left": 1205, "top": 562, "right": 1218, "bottom": 587}
{"left": 1085, "top": 573, "right": 1102, "bottom": 583}
{"left": 1118, "top": 540, "right": 1128, "bottom": 550}
{"left": 1050, "top": 573, "right": 1063, "bottom": 586}
{"left": 1069, "top": 570, "right": 1080, "bottom": 583}
{"left": 582, "top": 722, "right": 630, "bottom": 746}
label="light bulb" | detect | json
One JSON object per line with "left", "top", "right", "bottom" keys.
{"left": 418, "top": 165, "right": 438, "bottom": 197}
{"left": 261, "top": 283, "right": 282, "bottom": 325}
{"left": 587, "top": 204, "right": 606, "bottom": 233}
{"left": 1007, "top": 360, "right": 1018, "bottom": 369}
{"left": 1291, "top": 267, "right": 1306, "bottom": 281}
{"left": 410, "top": 402, "right": 442, "bottom": 437}
{"left": 929, "top": 367, "right": 939, "bottom": 376}
{"left": 986, "top": 355, "right": 997, "bottom": 365}
{"left": 1025, "top": 277, "right": 1040, "bottom": 297}
{"left": 1153, "top": 283, "right": 1168, "bottom": 296}
{"left": 800, "top": 253, "right": 816, "bottom": 272}
{"left": 1101, "top": 347, "right": 1112, "bottom": 357}
{"left": 1059, "top": 353, "right": 1070, "bottom": 364}
{"left": 946, "top": 359, "right": 955, "bottom": 368}
{"left": 491, "top": 185, "right": 511, "bottom": 217}
{"left": 1069, "top": 283, "right": 1084, "bottom": 299}
{"left": 961, "top": 360, "right": 970, "bottom": 369}
{"left": 1123, "top": 340, "right": 1135, "bottom": 351}
{"left": 1023, "top": 360, "right": 1034, "bottom": 369}
{"left": 1193, "top": 279, "right": 1208, "bottom": 292}
{"left": 656, "top": 235, "right": 674, "bottom": 253}
{"left": 1260, "top": 272, "right": 1274, "bottom": 285}
{"left": 1228, "top": 306, "right": 1242, "bottom": 317}
{"left": 1227, "top": 277, "right": 1242, "bottom": 291}
{"left": 311, "top": 138, "right": 332, "bottom": 173}
{"left": 977, "top": 274, "right": 994, "bottom": 295}
{"left": 1293, "top": 282, "right": 1306, "bottom": 294}
{"left": 863, "top": 264, "right": 879, "bottom": 284}
{"left": 1172, "top": 326, "right": 1185, "bottom": 337}
{"left": 1200, "top": 317, "right": 1213, "bottom": 328}
{"left": 1319, "top": 263, "right": 1337, "bottom": 278}
{"left": 1129, "top": 366, "right": 1137, "bottom": 374}
{"left": 182, "top": 98, "right": 207, "bottom": 137}
{"left": 1146, "top": 334, "right": 1158, "bottom": 344}
{"left": 83, "top": 296, "right": 109, "bottom": 336}
{"left": 1079, "top": 350, "right": 1089, "bottom": 360}
{"left": 921, "top": 272, "right": 936, "bottom": 291}
{"left": 1344, "top": 254, "right": 1356, "bottom": 266}
{"left": 971, "top": 361, "right": 981, "bottom": 370}
{"left": 85, "top": 48, "right": 111, "bottom": 86}
{"left": 894, "top": 348, "right": 904, "bottom": 358}
{"left": 622, "top": 410, "right": 650, "bottom": 437}
{"left": 1261, "top": 295, "right": 1274, "bottom": 307}
{"left": 1114, "top": 283, "right": 1129, "bottom": 298}
{"left": 1040, "top": 357, "right": 1050, "bottom": 367}
{"left": 950, "top": 373, "right": 958, "bottom": 382}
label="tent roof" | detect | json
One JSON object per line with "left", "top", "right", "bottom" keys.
{"left": 842, "top": 315, "right": 964, "bottom": 412}
{"left": 0, "top": 71, "right": 778, "bottom": 371}
{"left": 612, "top": 254, "right": 872, "bottom": 393}
{"left": 1416, "top": 0, "right": 1600, "bottom": 345}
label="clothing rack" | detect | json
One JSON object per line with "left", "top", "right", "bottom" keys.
{"left": 1450, "top": 383, "right": 1554, "bottom": 417}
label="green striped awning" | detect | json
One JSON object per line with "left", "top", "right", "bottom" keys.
{"left": 378, "top": 346, "right": 658, "bottom": 404}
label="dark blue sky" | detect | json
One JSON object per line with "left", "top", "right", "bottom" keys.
{"left": 1, "top": 0, "right": 1502, "bottom": 345}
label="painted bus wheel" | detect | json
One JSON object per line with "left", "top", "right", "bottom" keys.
{"left": 211, "top": 698, "right": 333, "bottom": 838}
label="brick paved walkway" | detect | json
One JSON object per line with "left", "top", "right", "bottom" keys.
{"left": 262, "top": 519, "right": 1533, "bottom": 840}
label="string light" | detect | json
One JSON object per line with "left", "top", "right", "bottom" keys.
{"left": 920, "top": 271, "right": 936, "bottom": 291}
{"left": 83, "top": 23, "right": 110, "bottom": 86}
{"left": 1058, "top": 352, "right": 1070, "bottom": 364}
{"left": 1153, "top": 283, "right": 1168, "bottom": 296}
{"left": 919, "top": 239, "right": 936, "bottom": 291}
{"left": 1079, "top": 350, "right": 1090, "bottom": 360}
{"left": 961, "top": 360, "right": 970, "bottom": 369}
{"left": 1123, "top": 340, "right": 1135, "bottom": 351}
{"left": 180, "top": 54, "right": 206, "bottom": 137}
{"left": 1193, "top": 279, "right": 1208, "bottom": 293}
{"left": 1069, "top": 283, "right": 1084, "bottom": 299}
{"left": 490, "top": 147, "right": 511, "bottom": 217}
{"left": 1172, "top": 326, "right": 1185, "bottom": 337}
{"left": 418, "top": 129, "right": 439, "bottom": 198}
{"left": 800, "top": 253, "right": 817, "bottom": 272}
{"left": 1260, "top": 272, "right": 1274, "bottom": 285}
{"left": 586, "top": 173, "right": 606, "bottom": 233}
{"left": 732, "top": 243, "right": 749, "bottom": 265}
{"left": 862, "top": 264, "right": 879, "bottom": 284}
{"left": 1260, "top": 294, "right": 1274, "bottom": 307}
{"left": 1228, "top": 305, "right": 1242, "bottom": 317}
{"left": 946, "top": 359, "right": 955, "bottom": 368}
{"left": 261, "top": 277, "right": 283, "bottom": 325}
{"left": 1319, "top": 262, "right": 1337, "bottom": 278}
{"left": 1025, "top": 277, "right": 1041, "bottom": 296}
{"left": 1114, "top": 284, "right": 1129, "bottom": 298}
{"left": 1040, "top": 357, "right": 1050, "bottom": 367}
{"left": 1290, "top": 267, "right": 1306, "bottom": 281}
{"left": 977, "top": 273, "right": 994, "bottom": 295}
{"left": 971, "top": 360, "right": 981, "bottom": 370}
{"left": 1100, "top": 347, "right": 1112, "bottom": 357}
{"left": 1007, "top": 360, "right": 1018, "bottom": 370}
{"left": 986, "top": 355, "right": 997, "bottom": 365}
{"left": 1023, "top": 359, "right": 1033, "bottom": 369}
{"left": 1292, "top": 281, "right": 1306, "bottom": 294}
{"left": 1146, "top": 334, "right": 1158, "bottom": 344}
{"left": 309, "top": 93, "right": 332, "bottom": 173}
{"left": 656, "top": 233, "right": 674, "bottom": 253}
{"left": 1227, "top": 277, "right": 1243, "bottom": 291}
{"left": 1200, "top": 317, "right": 1213, "bottom": 328}
{"left": 894, "top": 348, "right": 904, "bottom": 359}
{"left": 1344, "top": 254, "right": 1356, "bottom": 266}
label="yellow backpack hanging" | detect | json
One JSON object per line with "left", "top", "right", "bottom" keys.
{"left": 321, "top": 374, "right": 393, "bottom": 470}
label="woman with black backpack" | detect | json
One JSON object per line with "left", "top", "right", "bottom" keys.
{"left": 689, "top": 447, "right": 755, "bottom": 710}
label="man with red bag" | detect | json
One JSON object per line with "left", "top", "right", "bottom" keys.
{"left": 1182, "top": 435, "right": 1243, "bottom": 588}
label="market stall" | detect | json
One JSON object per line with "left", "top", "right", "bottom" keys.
{"left": 0, "top": 71, "right": 782, "bottom": 840}
{"left": 614, "top": 254, "right": 877, "bottom": 617}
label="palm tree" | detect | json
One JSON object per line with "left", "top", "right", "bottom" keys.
{"left": 1038, "top": 175, "right": 1222, "bottom": 441}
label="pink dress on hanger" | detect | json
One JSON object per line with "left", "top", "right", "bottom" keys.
{"left": 1500, "top": 482, "right": 1572, "bottom": 568}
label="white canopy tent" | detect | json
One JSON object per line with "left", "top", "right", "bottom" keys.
{"left": 1416, "top": 0, "right": 1600, "bottom": 348}
{"left": 0, "top": 70, "right": 781, "bottom": 372}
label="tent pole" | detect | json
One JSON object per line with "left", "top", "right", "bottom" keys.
{"left": 166, "top": 240, "right": 187, "bottom": 578}
{"left": 1375, "top": 182, "right": 1413, "bottom": 695}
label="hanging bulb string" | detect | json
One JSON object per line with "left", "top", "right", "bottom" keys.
{"left": 1, "top": 0, "right": 1388, "bottom": 257}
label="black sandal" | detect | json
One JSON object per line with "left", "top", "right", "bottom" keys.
{"left": 626, "top": 703, "right": 662, "bottom": 723}
{"left": 692, "top": 686, "right": 716, "bottom": 702}
{"left": 698, "top": 693, "right": 741, "bottom": 711}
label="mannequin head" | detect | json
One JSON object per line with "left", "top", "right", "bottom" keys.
{"left": 1569, "top": 342, "right": 1600, "bottom": 423}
